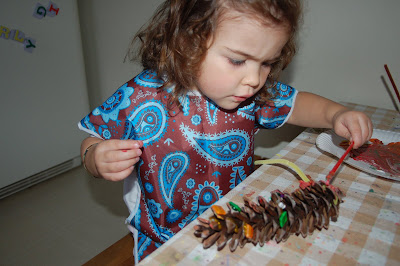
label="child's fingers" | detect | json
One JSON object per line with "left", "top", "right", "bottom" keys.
{"left": 365, "top": 118, "right": 373, "bottom": 140}
{"left": 102, "top": 166, "right": 135, "bottom": 181}
{"left": 90, "top": 139, "right": 142, "bottom": 180}
{"left": 105, "top": 157, "right": 140, "bottom": 174}
{"left": 113, "top": 139, "right": 143, "bottom": 150}
{"left": 348, "top": 130, "right": 371, "bottom": 149}
{"left": 97, "top": 139, "right": 143, "bottom": 153}
{"left": 350, "top": 116, "right": 373, "bottom": 149}
{"left": 334, "top": 110, "right": 373, "bottom": 149}
{"left": 97, "top": 140, "right": 142, "bottom": 162}
{"left": 97, "top": 156, "right": 139, "bottom": 180}
{"left": 108, "top": 148, "right": 142, "bottom": 163}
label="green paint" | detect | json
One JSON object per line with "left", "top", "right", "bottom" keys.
{"left": 369, "top": 189, "right": 375, "bottom": 193}
{"left": 229, "top": 201, "right": 241, "bottom": 212}
{"left": 279, "top": 211, "right": 288, "bottom": 227}
{"left": 333, "top": 197, "right": 338, "bottom": 205}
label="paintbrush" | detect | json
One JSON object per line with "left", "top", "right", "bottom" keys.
{"left": 384, "top": 64, "right": 400, "bottom": 108}
{"left": 326, "top": 141, "right": 354, "bottom": 184}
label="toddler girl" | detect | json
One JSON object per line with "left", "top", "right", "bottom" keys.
{"left": 79, "top": 0, "right": 372, "bottom": 263}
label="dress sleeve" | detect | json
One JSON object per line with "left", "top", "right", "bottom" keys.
{"left": 78, "top": 81, "right": 136, "bottom": 140}
{"left": 255, "top": 82, "right": 298, "bottom": 129}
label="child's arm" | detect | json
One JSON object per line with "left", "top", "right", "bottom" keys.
{"left": 80, "top": 137, "right": 143, "bottom": 181}
{"left": 288, "top": 92, "right": 373, "bottom": 149}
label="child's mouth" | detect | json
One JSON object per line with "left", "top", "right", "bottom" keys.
{"left": 233, "top": 96, "right": 248, "bottom": 102}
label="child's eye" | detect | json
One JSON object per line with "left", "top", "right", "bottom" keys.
{"left": 264, "top": 59, "right": 280, "bottom": 67}
{"left": 229, "top": 58, "right": 245, "bottom": 66}
{"left": 262, "top": 61, "right": 274, "bottom": 67}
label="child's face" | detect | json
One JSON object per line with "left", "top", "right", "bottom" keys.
{"left": 195, "top": 11, "right": 289, "bottom": 110}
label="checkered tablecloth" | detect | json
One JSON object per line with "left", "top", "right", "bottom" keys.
{"left": 140, "top": 104, "right": 400, "bottom": 265}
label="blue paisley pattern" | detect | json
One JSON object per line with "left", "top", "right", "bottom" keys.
{"left": 144, "top": 199, "right": 175, "bottom": 243}
{"left": 179, "top": 181, "right": 223, "bottom": 229}
{"left": 157, "top": 224, "right": 175, "bottom": 242}
{"left": 123, "top": 100, "right": 168, "bottom": 147}
{"left": 137, "top": 231, "right": 152, "bottom": 261}
{"left": 147, "top": 199, "right": 163, "bottom": 218}
{"left": 206, "top": 100, "right": 218, "bottom": 125}
{"left": 158, "top": 152, "right": 190, "bottom": 208}
{"left": 238, "top": 102, "right": 256, "bottom": 121}
{"left": 178, "top": 94, "right": 191, "bottom": 116}
{"left": 191, "top": 115, "right": 201, "bottom": 126}
{"left": 102, "top": 128, "right": 111, "bottom": 139}
{"left": 145, "top": 182, "right": 154, "bottom": 193}
{"left": 229, "top": 166, "right": 247, "bottom": 189}
{"left": 140, "top": 198, "right": 176, "bottom": 244}
{"left": 186, "top": 178, "right": 195, "bottom": 189}
{"left": 272, "top": 82, "right": 296, "bottom": 108}
{"left": 81, "top": 116, "right": 96, "bottom": 132}
{"left": 134, "top": 69, "right": 163, "bottom": 88}
{"left": 127, "top": 206, "right": 142, "bottom": 230}
{"left": 92, "top": 83, "right": 134, "bottom": 123}
{"left": 258, "top": 107, "right": 288, "bottom": 129}
{"left": 247, "top": 157, "right": 252, "bottom": 166}
{"left": 180, "top": 124, "right": 250, "bottom": 167}
{"left": 166, "top": 209, "right": 183, "bottom": 223}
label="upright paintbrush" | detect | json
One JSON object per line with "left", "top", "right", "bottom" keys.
{"left": 384, "top": 64, "right": 400, "bottom": 109}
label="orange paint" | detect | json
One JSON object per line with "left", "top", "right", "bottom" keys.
{"left": 211, "top": 205, "right": 226, "bottom": 219}
{"left": 243, "top": 223, "right": 254, "bottom": 239}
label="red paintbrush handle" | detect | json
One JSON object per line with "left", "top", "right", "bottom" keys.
{"left": 326, "top": 141, "right": 354, "bottom": 183}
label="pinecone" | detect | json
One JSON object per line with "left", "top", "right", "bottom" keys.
{"left": 194, "top": 179, "right": 345, "bottom": 252}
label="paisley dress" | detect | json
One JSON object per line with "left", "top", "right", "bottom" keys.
{"left": 78, "top": 69, "right": 297, "bottom": 262}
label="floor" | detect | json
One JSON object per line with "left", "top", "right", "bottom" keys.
{"left": 0, "top": 166, "right": 130, "bottom": 265}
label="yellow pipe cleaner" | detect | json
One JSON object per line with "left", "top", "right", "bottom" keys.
{"left": 254, "top": 159, "right": 310, "bottom": 183}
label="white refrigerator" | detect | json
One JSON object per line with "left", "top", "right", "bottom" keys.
{"left": 0, "top": 0, "right": 89, "bottom": 197}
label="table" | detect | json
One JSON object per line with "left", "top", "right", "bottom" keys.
{"left": 140, "top": 103, "right": 400, "bottom": 265}
{"left": 83, "top": 233, "right": 134, "bottom": 265}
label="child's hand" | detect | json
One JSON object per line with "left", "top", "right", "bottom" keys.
{"left": 331, "top": 109, "right": 373, "bottom": 149}
{"left": 287, "top": 92, "right": 373, "bottom": 149}
{"left": 86, "top": 139, "right": 143, "bottom": 181}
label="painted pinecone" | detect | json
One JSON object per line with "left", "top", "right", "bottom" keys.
{"left": 193, "top": 180, "right": 345, "bottom": 252}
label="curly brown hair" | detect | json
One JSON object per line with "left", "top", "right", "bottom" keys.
{"left": 127, "top": 0, "right": 302, "bottom": 107}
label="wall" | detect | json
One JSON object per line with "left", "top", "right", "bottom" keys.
{"left": 77, "top": 0, "right": 400, "bottom": 158}
{"left": 77, "top": 0, "right": 164, "bottom": 109}
{"left": 285, "top": 0, "right": 400, "bottom": 108}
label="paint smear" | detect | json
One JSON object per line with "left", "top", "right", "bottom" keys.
{"left": 340, "top": 139, "right": 400, "bottom": 176}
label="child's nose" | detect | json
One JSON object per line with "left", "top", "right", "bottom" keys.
{"left": 242, "top": 66, "right": 261, "bottom": 88}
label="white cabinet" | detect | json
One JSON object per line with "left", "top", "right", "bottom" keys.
{"left": 0, "top": 0, "right": 89, "bottom": 196}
